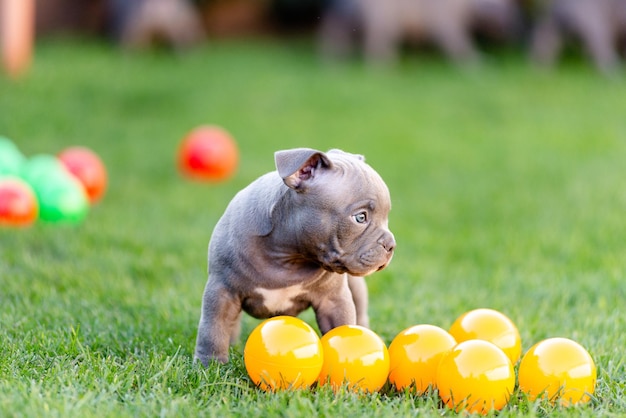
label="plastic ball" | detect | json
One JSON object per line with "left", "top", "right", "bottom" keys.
{"left": 318, "top": 325, "right": 390, "bottom": 393}
{"left": 437, "top": 339, "right": 515, "bottom": 415}
{"left": 58, "top": 146, "right": 107, "bottom": 204}
{"left": 449, "top": 308, "right": 522, "bottom": 364}
{"left": 244, "top": 316, "right": 323, "bottom": 391}
{"left": 20, "top": 154, "right": 69, "bottom": 187}
{"left": 0, "top": 136, "right": 25, "bottom": 176}
{"left": 35, "top": 175, "right": 89, "bottom": 223}
{"left": 177, "top": 125, "right": 238, "bottom": 181}
{"left": 518, "top": 337, "right": 596, "bottom": 406}
{"left": 21, "top": 154, "right": 89, "bottom": 223}
{"left": 0, "top": 176, "right": 38, "bottom": 226}
{"left": 388, "top": 324, "right": 456, "bottom": 393}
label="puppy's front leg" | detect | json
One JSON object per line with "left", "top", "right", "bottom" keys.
{"left": 194, "top": 278, "right": 242, "bottom": 365}
{"left": 348, "top": 275, "right": 369, "bottom": 328}
{"left": 313, "top": 277, "right": 358, "bottom": 334}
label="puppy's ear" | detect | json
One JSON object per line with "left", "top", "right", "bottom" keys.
{"left": 275, "top": 148, "right": 332, "bottom": 190}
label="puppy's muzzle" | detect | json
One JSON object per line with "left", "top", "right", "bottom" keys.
{"left": 378, "top": 231, "right": 396, "bottom": 253}
{"left": 374, "top": 231, "right": 396, "bottom": 271}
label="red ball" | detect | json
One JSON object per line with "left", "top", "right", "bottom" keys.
{"left": 57, "top": 146, "right": 107, "bottom": 204}
{"left": 0, "top": 177, "right": 38, "bottom": 227}
{"left": 178, "top": 125, "right": 238, "bottom": 181}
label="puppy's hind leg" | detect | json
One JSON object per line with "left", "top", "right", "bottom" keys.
{"left": 194, "top": 279, "right": 242, "bottom": 365}
{"left": 348, "top": 275, "right": 369, "bottom": 328}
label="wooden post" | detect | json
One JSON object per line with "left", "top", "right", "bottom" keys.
{"left": 1, "top": 0, "right": 35, "bottom": 78}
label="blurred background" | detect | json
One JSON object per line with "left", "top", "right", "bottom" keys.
{"left": 20, "top": 0, "right": 626, "bottom": 74}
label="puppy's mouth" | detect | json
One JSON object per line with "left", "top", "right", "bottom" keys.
{"left": 318, "top": 236, "right": 395, "bottom": 276}
{"left": 321, "top": 254, "right": 392, "bottom": 277}
{"left": 375, "top": 261, "right": 389, "bottom": 272}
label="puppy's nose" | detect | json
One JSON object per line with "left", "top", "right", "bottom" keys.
{"left": 379, "top": 232, "right": 396, "bottom": 253}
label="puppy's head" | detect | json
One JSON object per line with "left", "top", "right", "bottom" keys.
{"left": 276, "top": 148, "right": 395, "bottom": 276}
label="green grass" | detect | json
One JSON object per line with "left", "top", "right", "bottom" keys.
{"left": 1, "top": 38, "right": 626, "bottom": 417}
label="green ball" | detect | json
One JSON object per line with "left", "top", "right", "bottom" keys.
{"left": 21, "top": 154, "right": 89, "bottom": 223}
{"left": 0, "top": 136, "right": 26, "bottom": 176}
{"left": 21, "top": 154, "right": 68, "bottom": 188}
{"left": 36, "top": 175, "right": 89, "bottom": 223}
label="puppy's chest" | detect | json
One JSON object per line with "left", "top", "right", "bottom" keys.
{"left": 247, "top": 284, "right": 309, "bottom": 316}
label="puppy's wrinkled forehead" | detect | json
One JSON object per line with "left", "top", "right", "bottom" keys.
{"left": 327, "top": 151, "right": 391, "bottom": 208}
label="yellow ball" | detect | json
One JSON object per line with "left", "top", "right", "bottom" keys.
{"left": 518, "top": 337, "right": 596, "bottom": 406}
{"left": 244, "top": 316, "right": 323, "bottom": 391}
{"left": 449, "top": 308, "right": 522, "bottom": 364}
{"left": 318, "top": 325, "right": 390, "bottom": 393}
{"left": 437, "top": 339, "right": 515, "bottom": 415}
{"left": 388, "top": 324, "right": 456, "bottom": 393}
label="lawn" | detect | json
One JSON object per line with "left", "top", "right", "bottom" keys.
{"left": 1, "top": 38, "right": 625, "bottom": 417}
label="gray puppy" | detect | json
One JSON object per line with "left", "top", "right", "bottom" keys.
{"left": 194, "top": 148, "right": 396, "bottom": 365}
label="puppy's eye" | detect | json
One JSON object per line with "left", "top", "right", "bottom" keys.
{"left": 353, "top": 212, "right": 367, "bottom": 224}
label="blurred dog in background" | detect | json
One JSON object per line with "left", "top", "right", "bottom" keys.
{"left": 318, "top": 0, "right": 524, "bottom": 67}
{"left": 530, "top": 0, "right": 626, "bottom": 74}
{"left": 110, "top": 0, "right": 205, "bottom": 50}
{"left": 35, "top": 0, "right": 205, "bottom": 51}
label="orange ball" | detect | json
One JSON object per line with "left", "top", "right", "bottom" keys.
{"left": 0, "top": 176, "right": 38, "bottom": 226}
{"left": 178, "top": 125, "right": 238, "bottom": 181}
{"left": 318, "top": 325, "right": 390, "bottom": 393}
{"left": 244, "top": 316, "right": 323, "bottom": 391}
{"left": 449, "top": 308, "right": 522, "bottom": 364}
{"left": 437, "top": 340, "right": 515, "bottom": 415}
{"left": 388, "top": 324, "right": 456, "bottom": 393}
{"left": 518, "top": 338, "right": 596, "bottom": 406}
{"left": 57, "top": 146, "right": 108, "bottom": 204}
